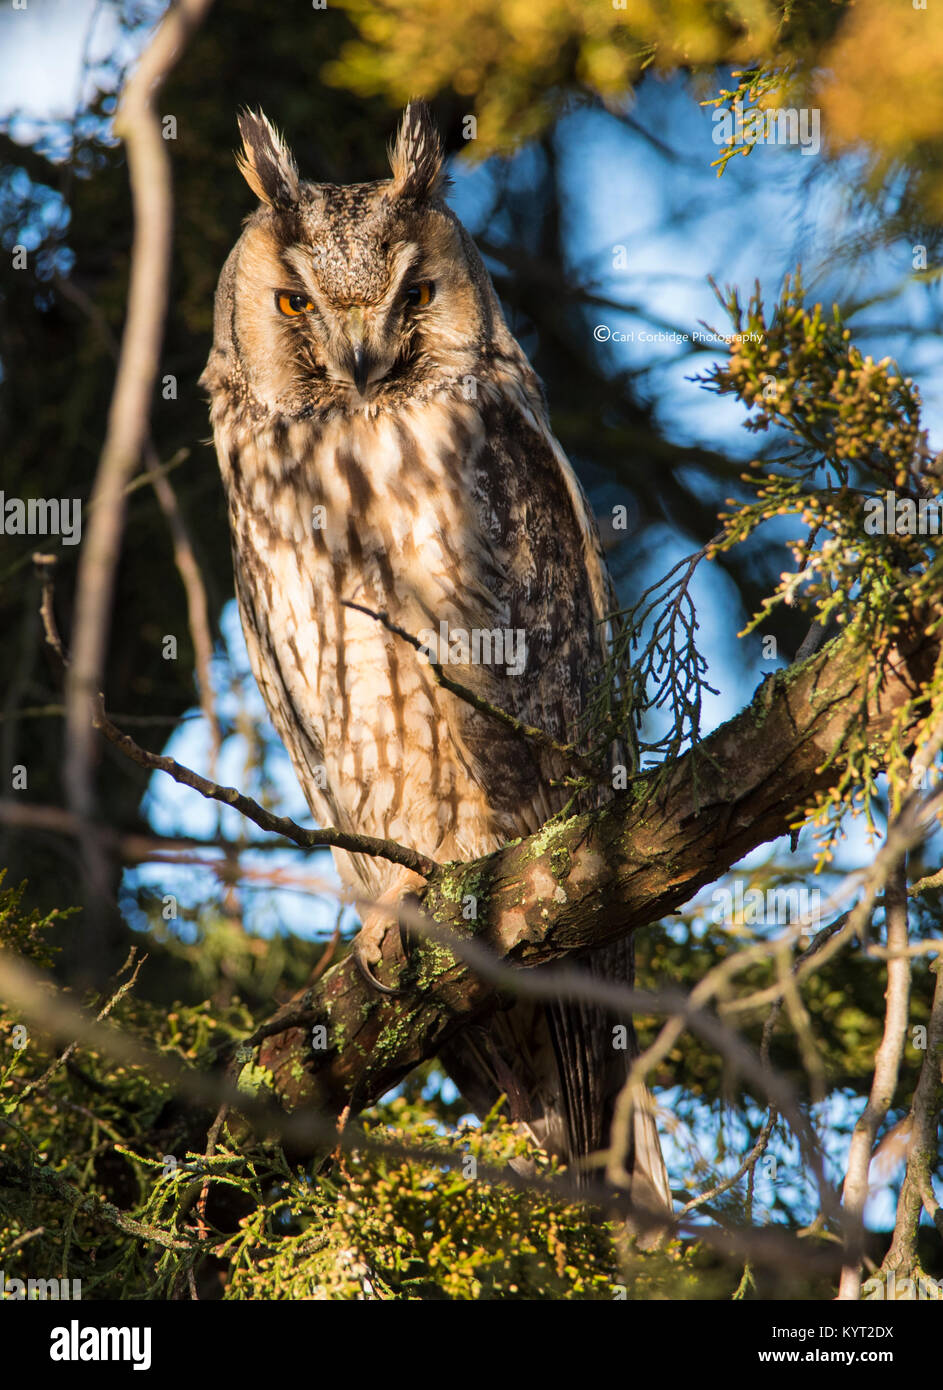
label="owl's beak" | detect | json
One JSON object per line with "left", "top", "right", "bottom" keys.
{"left": 351, "top": 344, "right": 371, "bottom": 396}
{"left": 339, "top": 306, "right": 376, "bottom": 396}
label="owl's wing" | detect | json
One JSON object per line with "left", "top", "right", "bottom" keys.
{"left": 432, "top": 392, "right": 617, "bottom": 835}
{"left": 431, "top": 393, "right": 670, "bottom": 1218}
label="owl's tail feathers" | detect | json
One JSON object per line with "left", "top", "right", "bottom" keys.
{"left": 439, "top": 994, "right": 674, "bottom": 1233}
{"left": 621, "top": 1088, "right": 673, "bottom": 1251}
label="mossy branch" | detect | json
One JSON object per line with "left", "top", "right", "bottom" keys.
{"left": 247, "top": 613, "right": 938, "bottom": 1127}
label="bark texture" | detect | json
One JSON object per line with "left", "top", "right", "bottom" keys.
{"left": 245, "top": 622, "right": 934, "bottom": 1134}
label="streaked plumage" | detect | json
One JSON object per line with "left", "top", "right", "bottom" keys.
{"left": 201, "top": 103, "right": 669, "bottom": 1216}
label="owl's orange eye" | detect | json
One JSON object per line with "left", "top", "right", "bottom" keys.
{"left": 277, "top": 292, "right": 314, "bottom": 316}
{"left": 405, "top": 280, "right": 434, "bottom": 309}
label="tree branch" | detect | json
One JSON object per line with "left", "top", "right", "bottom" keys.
{"left": 64, "top": 0, "right": 213, "bottom": 861}
{"left": 881, "top": 957, "right": 943, "bottom": 1277}
{"left": 35, "top": 550, "right": 439, "bottom": 883}
{"left": 247, "top": 617, "right": 938, "bottom": 1124}
{"left": 837, "top": 848, "right": 912, "bottom": 1299}
{"left": 91, "top": 696, "right": 438, "bottom": 879}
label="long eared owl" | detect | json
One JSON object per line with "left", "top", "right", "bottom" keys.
{"left": 201, "top": 102, "right": 669, "bottom": 1215}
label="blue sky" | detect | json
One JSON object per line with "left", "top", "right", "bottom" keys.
{"left": 0, "top": 0, "right": 139, "bottom": 142}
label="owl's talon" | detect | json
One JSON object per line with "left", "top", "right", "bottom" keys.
{"left": 352, "top": 941, "right": 406, "bottom": 997}
{"left": 399, "top": 920, "right": 412, "bottom": 961}
{"left": 398, "top": 891, "right": 421, "bottom": 962}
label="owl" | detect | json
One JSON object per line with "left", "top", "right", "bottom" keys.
{"left": 201, "top": 102, "right": 670, "bottom": 1220}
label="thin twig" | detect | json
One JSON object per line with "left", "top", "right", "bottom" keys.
{"left": 0, "top": 1143, "right": 197, "bottom": 1255}
{"left": 0, "top": 800, "right": 322, "bottom": 861}
{"left": 33, "top": 554, "right": 68, "bottom": 667}
{"left": 92, "top": 695, "right": 437, "bottom": 877}
{"left": 908, "top": 865, "right": 943, "bottom": 897}
{"left": 341, "top": 599, "right": 600, "bottom": 777}
{"left": 16, "top": 949, "right": 147, "bottom": 1105}
{"left": 680, "top": 1113, "right": 777, "bottom": 1218}
{"left": 32, "top": 559, "right": 437, "bottom": 881}
{"left": 197, "top": 1102, "right": 230, "bottom": 1241}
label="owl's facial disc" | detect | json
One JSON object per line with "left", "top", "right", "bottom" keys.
{"left": 273, "top": 288, "right": 385, "bottom": 393}
{"left": 330, "top": 278, "right": 438, "bottom": 396}
{"left": 226, "top": 109, "right": 490, "bottom": 411}
{"left": 280, "top": 234, "right": 443, "bottom": 399}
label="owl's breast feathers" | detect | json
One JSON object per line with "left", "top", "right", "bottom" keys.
{"left": 210, "top": 376, "right": 616, "bottom": 895}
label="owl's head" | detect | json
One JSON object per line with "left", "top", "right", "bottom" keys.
{"left": 204, "top": 102, "right": 519, "bottom": 416}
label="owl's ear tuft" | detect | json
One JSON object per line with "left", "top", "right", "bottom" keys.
{"left": 236, "top": 109, "right": 300, "bottom": 208}
{"left": 389, "top": 101, "right": 448, "bottom": 200}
